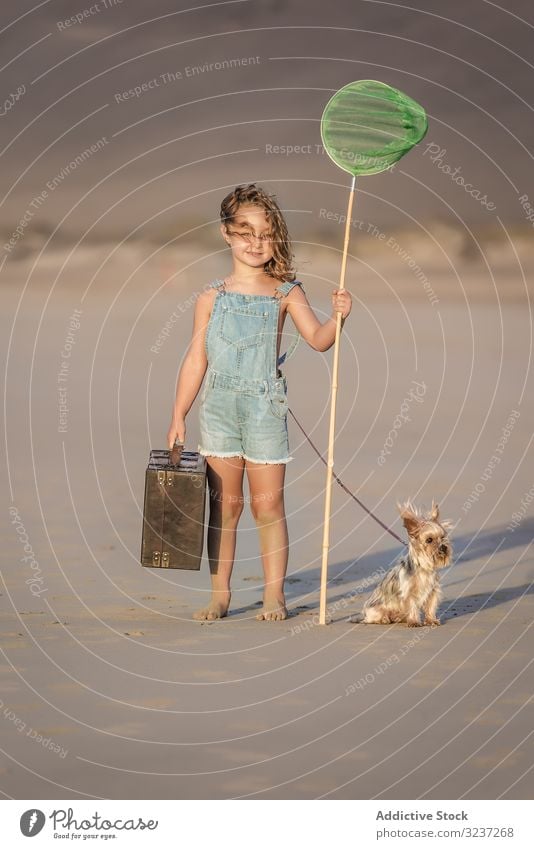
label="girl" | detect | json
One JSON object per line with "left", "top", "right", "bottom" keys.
{"left": 167, "top": 184, "right": 351, "bottom": 621}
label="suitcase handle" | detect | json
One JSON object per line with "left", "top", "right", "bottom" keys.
{"left": 168, "top": 440, "right": 184, "bottom": 467}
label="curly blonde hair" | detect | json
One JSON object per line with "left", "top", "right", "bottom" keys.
{"left": 220, "top": 184, "right": 296, "bottom": 283}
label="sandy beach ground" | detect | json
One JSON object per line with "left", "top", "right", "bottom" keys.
{"left": 1, "top": 235, "right": 533, "bottom": 799}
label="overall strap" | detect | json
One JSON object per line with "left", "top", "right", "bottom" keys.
{"left": 275, "top": 279, "right": 302, "bottom": 297}
{"left": 276, "top": 280, "right": 303, "bottom": 367}
{"left": 209, "top": 279, "right": 225, "bottom": 290}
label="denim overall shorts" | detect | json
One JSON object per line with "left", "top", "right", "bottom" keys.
{"left": 198, "top": 278, "right": 303, "bottom": 464}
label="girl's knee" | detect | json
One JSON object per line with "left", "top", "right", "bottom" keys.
{"left": 211, "top": 497, "right": 244, "bottom": 527}
{"left": 250, "top": 496, "right": 285, "bottom": 524}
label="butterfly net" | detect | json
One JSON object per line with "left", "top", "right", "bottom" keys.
{"left": 320, "top": 79, "right": 428, "bottom": 176}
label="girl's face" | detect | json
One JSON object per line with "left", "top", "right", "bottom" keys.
{"left": 221, "top": 204, "right": 274, "bottom": 269}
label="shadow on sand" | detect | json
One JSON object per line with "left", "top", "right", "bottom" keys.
{"left": 230, "top": 518, "right": 533, "bottom": 622}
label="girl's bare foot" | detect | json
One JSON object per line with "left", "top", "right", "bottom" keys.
{"left": 193, "top": 591, "right": 231, "bottom": 621}
{"left": 256, "top": 594, "right": 288, "bottom": 621}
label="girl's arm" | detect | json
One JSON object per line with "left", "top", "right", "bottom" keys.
{"left": 167, "top": 291, "right": 212, "bottom": 448}
{"left": 285, "top": 285, "right": 352, "bottom": 352}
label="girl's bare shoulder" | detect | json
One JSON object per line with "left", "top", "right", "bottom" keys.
{"left": 282, "top": 281, "right": 308, "bottom": 302}
{"left": 196, "top": 284, "right": 219, "bottom": 313}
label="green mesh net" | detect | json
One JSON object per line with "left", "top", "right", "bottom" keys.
{"left": 320, "top": 79, "right": 428, "bottom": 177}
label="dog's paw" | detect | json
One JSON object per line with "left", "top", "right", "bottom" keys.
{"left": 423, "top": 618, "right": 441, "bottom": 626}
{"left": 348, "top": 612, "right": 365, "bottom": 624}
{"left": 407, "top": 620, "right": 422, "bottom": 628}
{"left": 348, "top": 613, "right": 364, "bottom": 624}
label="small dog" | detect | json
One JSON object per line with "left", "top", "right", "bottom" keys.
{"left": 349, "top": 500, "right": 453, "bottom": 627}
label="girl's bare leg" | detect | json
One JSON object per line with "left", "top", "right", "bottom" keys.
{"left": 246, "top": 461, "right": 288, "bottom": 621}
{"left": 193, "top": 456, "right": 245, "bottom": 620}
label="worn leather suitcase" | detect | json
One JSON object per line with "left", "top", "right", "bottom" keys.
{"left": 140, "top": 442, "right": 207, "bottom": 570}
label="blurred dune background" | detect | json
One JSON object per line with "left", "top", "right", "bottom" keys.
{"left": 2, "top": 0, "right": 533, "bottom": 304}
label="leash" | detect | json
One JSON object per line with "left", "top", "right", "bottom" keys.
{"left": 288, "top": 407, "right": 407, "bottom": 547}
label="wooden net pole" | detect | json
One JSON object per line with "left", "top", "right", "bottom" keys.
{"left": 318, "top": 174, "right": 356, "bottom": 625}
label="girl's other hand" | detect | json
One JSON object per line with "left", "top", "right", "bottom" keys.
{"left": 167, "top": 416, "right": 186, "bottom": 450}
{"left": 331, "top": 288, "right": 352, "bottom": 319}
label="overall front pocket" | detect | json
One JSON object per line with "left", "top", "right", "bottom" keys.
{"left": 268, "top": 379, "right": 289, "bottom": 419}
{"left": 218, "top": 307, "right": 268, "bottom": 348}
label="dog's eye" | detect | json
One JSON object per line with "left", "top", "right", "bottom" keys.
{"left": 425, "top": 536, "right": 433, "bottom": 544}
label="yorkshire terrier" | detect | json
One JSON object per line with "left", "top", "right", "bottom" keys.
{"left": 349, "top": 500, "right": 453, "bottom": 627}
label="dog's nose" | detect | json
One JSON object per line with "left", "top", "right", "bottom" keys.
{"left": 439, "top": 544, "right": 448, "bottom": 554}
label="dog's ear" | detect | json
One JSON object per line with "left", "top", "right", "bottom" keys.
{"left": 429, "top": 500, "right": 440, "bottom": 522}
{"left": 398, "top": 501, "right": 421, "bottom": 537}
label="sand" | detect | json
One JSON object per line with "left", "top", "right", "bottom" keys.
{"left": 1, "top": 240, "right": 533, "bottom": 799}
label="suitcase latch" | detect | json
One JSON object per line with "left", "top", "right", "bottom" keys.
{"left": 157, "top": 471, "right": 165, "bottom": 485}
{"left": 152, "top": 550, "right": 161, "bottom": 567}
{"left": 161, "top": 551, "right": 170, "bottom": 567}
{"left": 166, "top": 472, "right": 174, "bottom": 486}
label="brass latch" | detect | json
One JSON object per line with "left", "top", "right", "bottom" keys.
{"left": 157, "top": 470, "right": 174, "bottom": 486}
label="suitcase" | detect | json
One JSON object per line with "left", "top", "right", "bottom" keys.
{"left": 140, "top": 442, "right": 207, "bottom": 570}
